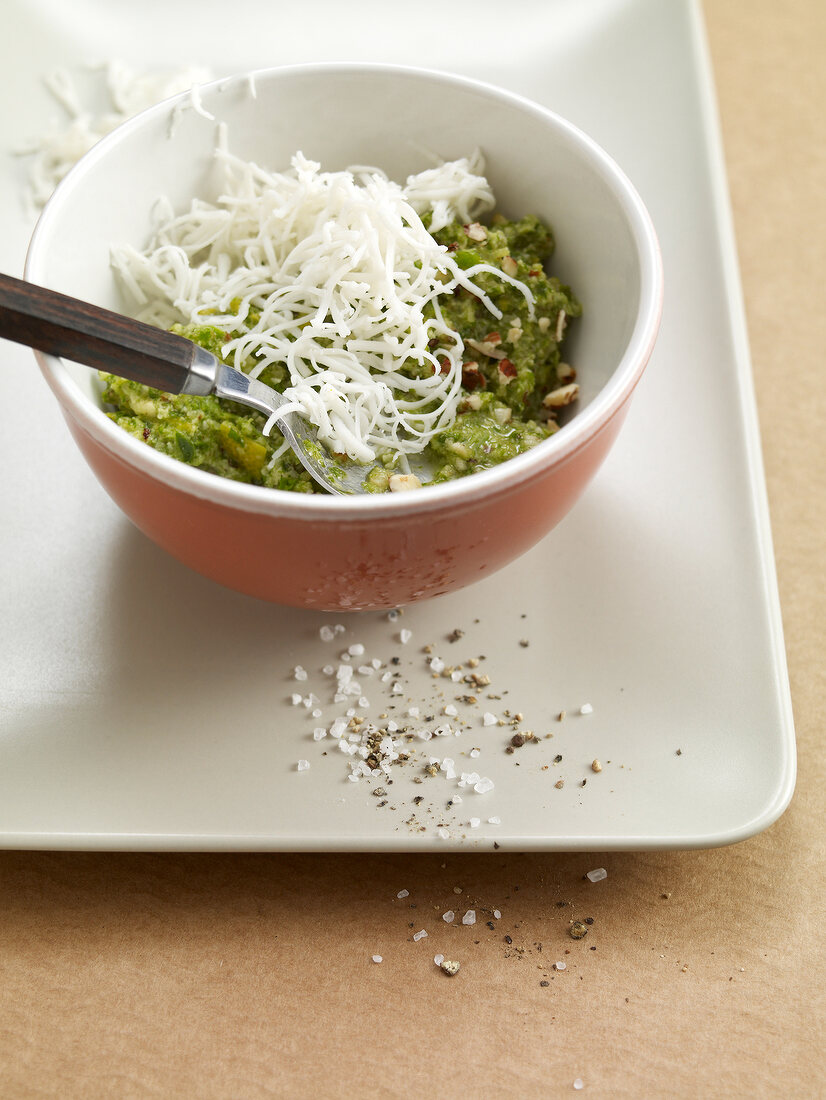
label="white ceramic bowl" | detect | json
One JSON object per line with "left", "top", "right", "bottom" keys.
{"left": 27, "top": 64, "right": 662, "bottom": 610}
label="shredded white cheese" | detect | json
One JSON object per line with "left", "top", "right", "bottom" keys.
{"left": 112, "top": 143, "right": 535, "bottom": 464}
{"left": 19, "top": 62, "right": 214, "bottom": 208}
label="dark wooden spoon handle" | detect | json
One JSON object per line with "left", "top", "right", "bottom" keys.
{"left": 0, "top": 272, "right": 201, "bottom": 392}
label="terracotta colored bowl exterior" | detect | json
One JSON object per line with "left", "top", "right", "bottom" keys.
{"left": 29, "top": 65, "right": 662, "bottom": 610}
{"left": 63, "top": 397, "right": 630, "bottom": 610}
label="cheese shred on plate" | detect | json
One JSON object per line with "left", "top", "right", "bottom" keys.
{"left": 111, "top": 139, "right": 536, "bottom": 464}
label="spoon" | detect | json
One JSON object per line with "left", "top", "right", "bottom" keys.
{"left": 0, "top": 272, "right": 383, "bottom": 495}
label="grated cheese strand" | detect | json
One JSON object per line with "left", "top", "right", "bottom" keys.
{"left": 112, "top": 147, "right": 536, "bottom": 464}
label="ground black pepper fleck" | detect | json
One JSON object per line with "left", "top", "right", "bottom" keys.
{"left": 505, "top": 935, "right": 513, "bottom": 944}
{"left": 554, "top": 754, "right": 563, "bottom": 763}
{"left": 584, "top": 917, "right": 594, "bottom": 925}
{"left": 580, "top": 779, "right": 587, "bottom": 787}
{"left": 540, "top": 980, "right": 550, "bottom": 987}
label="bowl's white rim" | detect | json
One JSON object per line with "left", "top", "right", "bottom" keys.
{"left": 28, "top": 61, "right": 663, "bottom": 520}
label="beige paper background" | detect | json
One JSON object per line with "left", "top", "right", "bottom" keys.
{"left": 1, "top": 1, "right": 824, "bottom": 1096}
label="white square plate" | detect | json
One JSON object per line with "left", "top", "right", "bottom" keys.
{"left": 0, "top": 0, "right": 794, "bottom": 850}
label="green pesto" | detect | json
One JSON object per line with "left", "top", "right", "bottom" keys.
{"left": 101, "top": 213, "right": 580, "bottom": 492}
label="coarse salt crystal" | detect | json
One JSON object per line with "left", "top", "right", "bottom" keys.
{"left": 371, "top": 657, "right": 382, "bottom": 670}
{"left": 469, "top": 818, "right": 480, "bottom": 828}
{"left": 573, "top": 1079, "right": 584, "bottom": 1090}
{"left": 290, "top": 693, "right": 302, "bottom": 706}
{"left": 347, "top": 773, "right": 360, "bottom": 782}
{"left": 555, "top": 960, "right": 567, "bottom": 971}
{"left": 434, "top": 954, "right": 444, "bottom": 966}
{"left": 372, "top": 955, "right": 383, "bottom": 963}
{"left": 430, "top": 657, "right": 445, "bottom": 673}
{"left": 334, "top": 624, "right": 346, "bottom": 635}
{"left": 319, "top": 625, "right": 336, "bottom": 642}
{"left": 312, "top": 708, "right": 323, "bottom": 718}
{"left": 399, "top": 629, "right": 412, "bottom": 644}
{"left": 450, "top": 670, "right": 463, "bottom": 682}
{"left": 323, "top": 664, "right": 335, "bottom": 676}
{"left": 330, "top": 717, "right": 347, "bottom": 737}
{"left": 312, "top": 728, "right": 327, "bottom": 741}
{"left": 493, "top": 909, "right": 501, "bottom": 919}
{"left": 470, "top": 748, "right": 480, "bottom": 758}
{"left": 397, "top": 889, "right": 410, "bottom": 899}
{"left": 488, "top": 816, "right": 501, "bottom": 825}
{"left": 391, "top": 682, "right": 403, "bottom": 694}
{"left": 586, "top": 867, "right": 607, "bottom": 883}
{"left": 408, "top": 706, "right": 420, "bottom": 717}
{"left": 296, "top": 759, "right": 310, "bottom": 771}
{"left": 294, "top": 666, "right": 308, "bottom": 681}
{"left": 461, "top": 910, "right": 476, "bottom": 926}
{"left": 451, "top": 795, "right": 463, "bottom": 805}
{"left": 412, "top": 929, "right": 428, "bottom": 941}
{"left": 381, "top": 671, "right": 392, "bottom": 683}
{"left": 348, "top": 643, "right": 365, "bottom": 656}
{"left": 387, "top": 720, "right": 399, "bottom": 732}
{"left": 579, "top": 703, "right": 593, "bottom": 715}
{"left": 438, "top": 828, "right": 450, "bottom": 839}
{"left": 359, "top": 697, "right": 370, "bottom": 708}
{"left": 358, "top": 665, "right": 373, "bottom": 676}
{"left": 444, "top": 704, "right": 458, "bottom": 717}
{"left": 483, "top": 712, "right": 497, "bottom": 726}
{"left": 442, "top": 911, "right": 455, "bottom": 923}
{"left": 474, "top": 777, "right": 495, "bottom": 794}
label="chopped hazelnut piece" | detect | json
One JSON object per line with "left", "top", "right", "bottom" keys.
{"left": 497, "top": 359, "right": 517, "bottom": 384}
{"left": 466, "top": 338, "right": 506, "bottom": 361}
{"left": 461, "top": 362, "right": 487, "bottom": 390}
{"left": 388, "top": 473, "right": 423, "bottom": 492}
{"left": 542, "top": 382, "right": 580, "bottom": 408}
